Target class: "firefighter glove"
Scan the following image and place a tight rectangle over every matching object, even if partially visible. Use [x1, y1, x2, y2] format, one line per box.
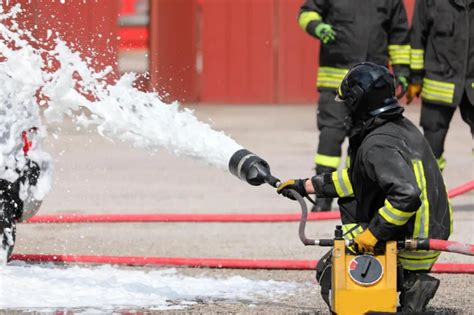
[277, 179, 308, 200]
[406, 83, 422, 105]
[397, 76, 409, 94]
[354, 228, 378, 253]
[314, 23, 336, 44]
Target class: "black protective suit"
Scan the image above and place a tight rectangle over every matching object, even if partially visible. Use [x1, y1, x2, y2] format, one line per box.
[410, 0, 474, 164]
[298, 0, 410, 172]
[312, 109, 452, 271]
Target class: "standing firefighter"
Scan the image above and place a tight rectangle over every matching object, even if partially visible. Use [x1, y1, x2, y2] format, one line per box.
[277, 63, 452, 312]
[407, 0, 474, 170]
[298, 0, 410, 211]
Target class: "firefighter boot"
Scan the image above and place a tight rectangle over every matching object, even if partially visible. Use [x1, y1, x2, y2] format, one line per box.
[312, 166, 335, 212]
[400, 272, 440, 312]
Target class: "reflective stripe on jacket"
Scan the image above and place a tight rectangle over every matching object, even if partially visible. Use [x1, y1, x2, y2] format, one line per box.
[298, 0, 410, 89]
[410, 0, 474, 107]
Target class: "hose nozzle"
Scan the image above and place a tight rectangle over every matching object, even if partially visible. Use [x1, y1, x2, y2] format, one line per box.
[228, 149, 280, 187]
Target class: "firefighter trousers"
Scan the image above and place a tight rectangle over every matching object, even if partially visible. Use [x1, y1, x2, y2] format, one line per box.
[315, 90, 349, 172]
[420, 91, 474, 161]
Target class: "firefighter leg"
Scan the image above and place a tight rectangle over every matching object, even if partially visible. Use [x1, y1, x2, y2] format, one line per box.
[420, 102, 455, 171]
[315, 249, 332, 308]
[0, 179, 23, 264]
[399, 270, 440, 312]
[314, 90, 348, 211]
[398, 240, 441, 311]
[459, 92, 474, 139]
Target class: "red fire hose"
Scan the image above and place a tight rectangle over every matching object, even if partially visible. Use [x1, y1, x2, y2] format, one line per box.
[428, 239, 474, 255]
[446, 180, 474, 198]
[402, 239, 474, 256]
[24, 180, 473, 224]
[10, 253, 474, 273]
[13, 181, 473, 274]
[25, 211, 340, 224]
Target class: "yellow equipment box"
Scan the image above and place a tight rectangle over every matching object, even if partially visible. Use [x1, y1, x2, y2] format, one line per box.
[331, 240, 398, 314]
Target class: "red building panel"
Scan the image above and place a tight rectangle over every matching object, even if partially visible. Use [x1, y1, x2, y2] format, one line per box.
[149, 0, 199, 103]
[277, 0, 319, 104]
[199, 1, 229, 102]
[2, 0, 119, 75]
[201, 0, 275, 103]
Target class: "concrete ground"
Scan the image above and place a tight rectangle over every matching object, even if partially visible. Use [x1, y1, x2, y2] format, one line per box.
[12, 104, 474, 313]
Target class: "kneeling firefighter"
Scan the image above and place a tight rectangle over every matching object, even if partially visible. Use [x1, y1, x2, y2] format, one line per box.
[277, 63, 452, 312]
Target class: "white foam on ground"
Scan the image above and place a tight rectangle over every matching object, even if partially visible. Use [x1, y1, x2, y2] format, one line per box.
[0, 262, 300, 312]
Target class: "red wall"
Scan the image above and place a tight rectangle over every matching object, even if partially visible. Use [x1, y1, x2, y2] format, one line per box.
[149, 0, 199, 103]
[276, 0, 319, 103]
[1, 0, 120, 74]
[200, 0, 276, 103]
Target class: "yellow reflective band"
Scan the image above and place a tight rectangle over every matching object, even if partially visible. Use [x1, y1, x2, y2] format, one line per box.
[398, 250, 440, 260]
[342, 224, 363, 253]
[316, 67, 349, 88]
[410, 49, 424, 70]
[379, 199, 415, 226]
[388, 45, 410, 54]
[446, 187, 453, 236]
[413, 160, 430, 239]
[318, 67, 349, 75]
[422, 89, 453, 104]
[436, 156, 446, 171]
[424, 78, 455, 90]
[423, 86, 454, 98]
[298, 11, 322, 31]
[317, 80, 344, 88]
[422, 78, 455, 104]
[331, 168, 354, 198]
[388, 45, 410, 65]
[448, 198, 453, 235]
[398, 255, 439, 271]
[390, 57, 410, 65]
[315, 153, 341, 169]
[342, 224, 357, 240]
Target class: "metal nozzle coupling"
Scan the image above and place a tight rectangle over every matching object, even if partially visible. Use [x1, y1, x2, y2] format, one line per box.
[228, 149, 280, 187]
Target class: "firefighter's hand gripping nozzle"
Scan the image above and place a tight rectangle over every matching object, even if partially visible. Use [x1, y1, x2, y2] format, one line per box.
[228, 149, 280, 188]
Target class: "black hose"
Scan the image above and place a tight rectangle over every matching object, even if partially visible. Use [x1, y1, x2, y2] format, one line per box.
[287, 190, 318, 246]
[265, 175, 281, 188]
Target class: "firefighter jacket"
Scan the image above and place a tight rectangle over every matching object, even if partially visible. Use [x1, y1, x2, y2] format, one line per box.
[298, 0, 410, 90]
[410, 0, 474, 107]
[312, 111, 452, 270]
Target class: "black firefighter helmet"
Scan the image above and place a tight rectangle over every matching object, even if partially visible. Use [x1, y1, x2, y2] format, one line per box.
[335, 62, 401, 123]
